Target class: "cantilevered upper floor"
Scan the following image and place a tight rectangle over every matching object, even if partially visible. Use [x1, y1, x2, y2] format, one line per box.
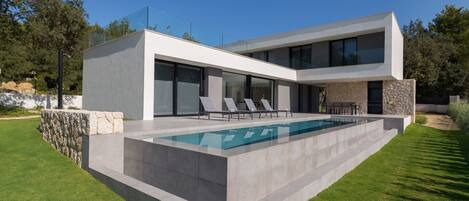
[223, 12, 403, 83]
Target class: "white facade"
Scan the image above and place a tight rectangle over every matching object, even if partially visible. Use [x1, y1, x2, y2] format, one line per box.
[224, 12, 403, 83]
[83, 12, 403, 120]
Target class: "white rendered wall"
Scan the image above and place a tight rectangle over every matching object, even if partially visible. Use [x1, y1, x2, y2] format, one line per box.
[144, 30, 297, 81]
[0, 93, 82, 109]
[83, 32, 146, 120]
[225, 12, 403, 83]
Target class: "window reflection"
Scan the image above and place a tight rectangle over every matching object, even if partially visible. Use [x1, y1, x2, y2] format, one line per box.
[222, 72, 246, 109]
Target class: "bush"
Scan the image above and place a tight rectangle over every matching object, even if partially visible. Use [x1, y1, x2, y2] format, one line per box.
[415, 115, 427, 124]
[0, 105, 33, 117]
[448, 102, 469, 134]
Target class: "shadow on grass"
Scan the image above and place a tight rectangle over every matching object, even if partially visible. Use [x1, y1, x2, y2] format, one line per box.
[313, 124, 469, 201]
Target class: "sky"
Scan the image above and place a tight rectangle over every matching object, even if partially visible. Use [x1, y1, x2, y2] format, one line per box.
[84, 0, 469, 45]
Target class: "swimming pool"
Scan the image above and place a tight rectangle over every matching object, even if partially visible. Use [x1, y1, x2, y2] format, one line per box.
[153, 118, 359, 150]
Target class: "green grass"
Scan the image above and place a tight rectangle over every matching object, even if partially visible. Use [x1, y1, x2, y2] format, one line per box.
[0, 105, 36, 118]
[0, 118, 123, 201]
[415, 114, 427, 124]
[313, 124, 469, 200]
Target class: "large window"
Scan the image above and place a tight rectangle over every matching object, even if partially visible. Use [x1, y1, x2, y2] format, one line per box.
[251, 77, 274, 109]
[250, 51, 269, 62]
[330, 38, 357, 67]
[154, 61, 203, 116]
[290, 45, 312, 69]
[222, 73, 275, 110]
[222, 72, 247, 109]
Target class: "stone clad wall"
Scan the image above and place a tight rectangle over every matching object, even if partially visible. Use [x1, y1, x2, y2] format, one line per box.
[383, 79, 416, 117]
[325, 82, 368, 114]
[325, 80, 416, 118]
[40, 109, 123, 166]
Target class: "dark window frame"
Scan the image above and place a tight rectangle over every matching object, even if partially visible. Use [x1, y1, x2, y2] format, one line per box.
[154, 59, 205, 117]
[289, 44, 312, 69]
[329, 37, 357, 67]
[222, 70, 276, 109]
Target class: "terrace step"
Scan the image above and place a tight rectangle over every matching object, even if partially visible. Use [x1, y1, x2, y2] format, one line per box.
[259, 128, 398, 201]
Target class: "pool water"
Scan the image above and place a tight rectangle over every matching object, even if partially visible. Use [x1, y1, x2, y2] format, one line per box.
[155, 118, 358, 150]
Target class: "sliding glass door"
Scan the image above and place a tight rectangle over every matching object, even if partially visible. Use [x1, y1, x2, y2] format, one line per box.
[222, 72, 247, 109]
[177, 65, 201, 115]
[154, 62, 175, 116]
[154, 61, 202, 116]
[251, 77, 274, 108]
[222, 72, 275, 110]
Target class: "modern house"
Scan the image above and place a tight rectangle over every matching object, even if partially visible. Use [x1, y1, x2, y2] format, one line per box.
[83, 11, 415, 120]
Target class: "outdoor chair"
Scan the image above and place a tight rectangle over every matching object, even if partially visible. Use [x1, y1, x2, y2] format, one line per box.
[244, 98, 270, 118]
[260, 99, 292, 117]
[199, 96, 234, 121]
[224, 98, 254, 120]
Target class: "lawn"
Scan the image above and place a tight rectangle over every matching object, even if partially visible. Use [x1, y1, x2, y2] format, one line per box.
[0, 105, 38, 118]
[313, 124, 469, 200]
[0, 118, 123, 201]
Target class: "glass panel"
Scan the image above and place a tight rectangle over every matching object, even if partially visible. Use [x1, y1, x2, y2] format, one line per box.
[290, 47, 301, 69]
[177, 65, 201, 115]
[301, 45, 312, 69]
[222, 72, 246, 109]
[251, 77, 274, 109]
[154, 62, 175, 115]
[251, 51, 268, 61]
[344, 38, 357, 65]
[357, 32, 384, 64]
[330, 40, 344, 66]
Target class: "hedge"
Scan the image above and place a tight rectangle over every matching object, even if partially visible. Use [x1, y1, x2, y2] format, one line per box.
[448, 102, 469, 134]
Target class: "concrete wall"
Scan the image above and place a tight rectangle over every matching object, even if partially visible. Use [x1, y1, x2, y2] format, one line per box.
[416, 104, 448, 114]
[205, 67, 224, 111]
[83, 32, 146, 120]
[0, 92, 82, 109]
[275, 80, 298, 112]
[325, 82, 368, 114]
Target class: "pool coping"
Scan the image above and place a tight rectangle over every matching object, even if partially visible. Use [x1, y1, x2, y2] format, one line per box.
[126, 116, 379, 157]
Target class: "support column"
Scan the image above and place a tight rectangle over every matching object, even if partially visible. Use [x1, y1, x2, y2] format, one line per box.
[204, 67, 223, 111]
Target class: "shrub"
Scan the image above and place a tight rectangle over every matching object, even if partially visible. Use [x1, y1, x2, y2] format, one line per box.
[0, 105, 32, 117]
[448, 102, 469, 134]
[415, 115, 427, 124]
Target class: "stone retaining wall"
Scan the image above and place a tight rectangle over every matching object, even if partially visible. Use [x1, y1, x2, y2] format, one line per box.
[40, 109, 123, 166]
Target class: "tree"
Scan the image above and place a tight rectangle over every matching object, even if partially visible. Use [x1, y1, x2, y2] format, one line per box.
[0, 0, 32, 83]
[24, 0, 88, 94]
[403, 6, 469, 98]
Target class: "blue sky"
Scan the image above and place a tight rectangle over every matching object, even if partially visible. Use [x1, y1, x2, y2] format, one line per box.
[84, 0, 469, 45]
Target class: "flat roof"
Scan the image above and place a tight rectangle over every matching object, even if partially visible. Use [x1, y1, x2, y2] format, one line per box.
[222, 12, 395, 53]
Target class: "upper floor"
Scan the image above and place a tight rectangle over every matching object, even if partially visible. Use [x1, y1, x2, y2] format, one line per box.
[223, 12, 403, 83]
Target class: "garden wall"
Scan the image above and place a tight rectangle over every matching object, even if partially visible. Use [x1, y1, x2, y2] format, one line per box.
[0, 92, 82, 109]
[40, 109, 123, 166]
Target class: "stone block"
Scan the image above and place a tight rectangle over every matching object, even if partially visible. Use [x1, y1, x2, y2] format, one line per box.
[39, 109, 125, 167]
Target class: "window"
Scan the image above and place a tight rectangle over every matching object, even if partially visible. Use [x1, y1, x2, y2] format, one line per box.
[222, 72, 247, 109]
[251, 51, 269, 62]
[290, 45, 312, 69]
[154, 61, 203, 116]
[251, 77, 274, 109]
[330, 38, 357, 67]
[222, 72, 275, 110]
